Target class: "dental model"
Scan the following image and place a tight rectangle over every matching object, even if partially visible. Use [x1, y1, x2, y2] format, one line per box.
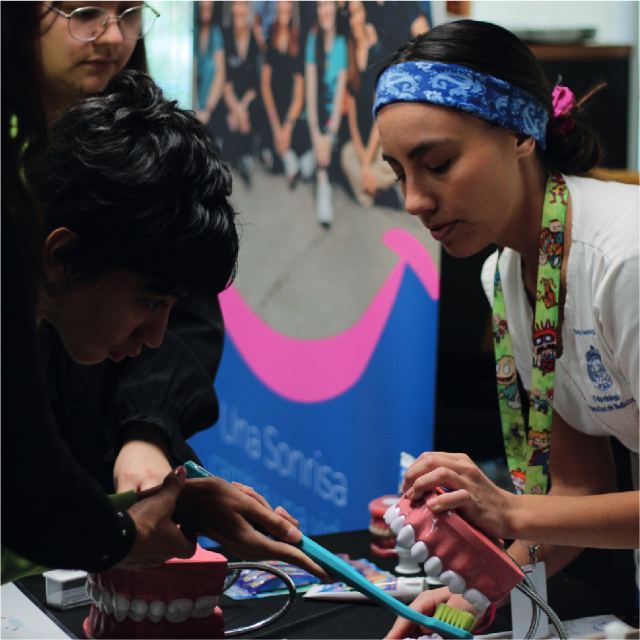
[368, 495, 400, 557]
[83, 545, 226, 639]
[384, 487, 525, 613]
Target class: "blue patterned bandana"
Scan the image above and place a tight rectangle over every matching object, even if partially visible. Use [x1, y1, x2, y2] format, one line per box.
[374, 61, 549, 149]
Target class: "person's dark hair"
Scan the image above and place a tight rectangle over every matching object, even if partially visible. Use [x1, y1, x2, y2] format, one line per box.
[2, 3, 49, 168]
[33, 70, 239, 296]
[269, 12, 300, 58]
[381, 20, 602, 175]
[2, 2, 50, 287]
[124, 39, 149, 74]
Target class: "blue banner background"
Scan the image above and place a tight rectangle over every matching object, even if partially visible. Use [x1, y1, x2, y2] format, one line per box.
[190, 267, 438, 534]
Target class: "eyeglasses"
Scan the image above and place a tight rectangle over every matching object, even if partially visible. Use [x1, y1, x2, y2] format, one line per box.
[45, 3, 160, 42]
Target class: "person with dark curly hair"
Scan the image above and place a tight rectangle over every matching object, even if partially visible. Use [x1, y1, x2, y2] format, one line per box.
[372, 20, 638, 638]
[3, 66, 329, 583]
[35, 70, 239, 359]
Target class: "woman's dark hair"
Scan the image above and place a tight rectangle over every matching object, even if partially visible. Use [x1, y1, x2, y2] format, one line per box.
[2, 3, 49, 167]
[381, 20, 602, 174]
[32, 70, 239, 296]
[125, 39, 149, 74]
[2, 2, 50, 288]
[269, 11, 300, 58]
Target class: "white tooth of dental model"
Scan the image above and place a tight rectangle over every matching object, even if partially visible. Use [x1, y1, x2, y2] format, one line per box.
[424, 556, 443, 577]
[88, 581, 101, 606]
[390, 515, 406, 535]
[440, 570, 466, 594]
[148, 600, 167, 623]
[191, 596, 218, 619]
[383, 504, 400, 525]
[410, 541, 429, 563]
[165, 599, 192, 623]
[396, 524, 416, 549]
[129, 599, 149, 622]
[463, 588, 491, 613]
[129, 610, 146, 622]
[100, 590, 114, 615]
[177, 599, 194, 614]
[92, 585, 104, 611]
[113, 595, 130, 622]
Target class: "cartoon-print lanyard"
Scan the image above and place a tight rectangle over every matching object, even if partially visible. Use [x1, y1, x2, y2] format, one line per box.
[493, 173, 568, 495]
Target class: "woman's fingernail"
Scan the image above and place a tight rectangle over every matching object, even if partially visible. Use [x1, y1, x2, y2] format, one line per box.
[286, 527, 302, 543]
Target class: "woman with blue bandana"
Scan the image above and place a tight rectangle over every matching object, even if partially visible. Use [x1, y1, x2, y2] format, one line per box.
[374, 20, 639, 638]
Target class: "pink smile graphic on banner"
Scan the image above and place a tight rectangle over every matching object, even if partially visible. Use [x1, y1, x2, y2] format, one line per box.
[190, 229, 440, 534]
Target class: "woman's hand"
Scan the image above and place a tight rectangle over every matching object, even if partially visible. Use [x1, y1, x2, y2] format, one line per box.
[402, 452, 516, 540]
[277, 122, 293, 155]
[231, 480, 299, 528]
[118, 468, 195, 570]
[175, 477, 331, 581]
[385, 588, 478, 639]
[273, 124, 286, 156]
[313, 133, 332, 167]
[227, 109, 239, 132]
[238, 107, 251, 134]
[114, 430, 173, 492]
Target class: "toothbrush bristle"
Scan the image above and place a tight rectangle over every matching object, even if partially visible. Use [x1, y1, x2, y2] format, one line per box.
[433, 603, 476, 631]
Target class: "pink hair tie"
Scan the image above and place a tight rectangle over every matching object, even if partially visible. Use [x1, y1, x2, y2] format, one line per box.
[551, 85, 576, 134]
[552, 85, 576, 117]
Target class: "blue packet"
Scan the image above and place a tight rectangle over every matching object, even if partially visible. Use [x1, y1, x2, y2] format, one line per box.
[224, 560, 321, 600]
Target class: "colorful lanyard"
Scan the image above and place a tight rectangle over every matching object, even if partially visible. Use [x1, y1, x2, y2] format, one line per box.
[493, 173, 568, 495]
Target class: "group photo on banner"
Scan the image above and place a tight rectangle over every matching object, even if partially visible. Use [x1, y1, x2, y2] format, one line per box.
[189, 0, 440, 534]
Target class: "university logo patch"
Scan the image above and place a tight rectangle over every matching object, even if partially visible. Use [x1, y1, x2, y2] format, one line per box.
[586, 345, 613, 391]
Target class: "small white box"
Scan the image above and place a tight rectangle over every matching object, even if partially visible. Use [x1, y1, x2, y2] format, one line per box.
[42, 570, 90, 610]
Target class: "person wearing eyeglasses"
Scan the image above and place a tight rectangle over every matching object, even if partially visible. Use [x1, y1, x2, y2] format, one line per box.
[29, 2, 233, 508]
[37, 2, 157, 123]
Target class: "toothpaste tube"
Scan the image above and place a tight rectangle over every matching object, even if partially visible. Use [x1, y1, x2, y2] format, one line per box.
[303, 575, 428, 603]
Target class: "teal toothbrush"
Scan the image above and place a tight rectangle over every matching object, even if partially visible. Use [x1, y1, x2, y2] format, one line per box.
[183, 461, 473, 639]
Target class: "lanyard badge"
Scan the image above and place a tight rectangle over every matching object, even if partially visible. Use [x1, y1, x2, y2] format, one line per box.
[493, 173, 568, 495]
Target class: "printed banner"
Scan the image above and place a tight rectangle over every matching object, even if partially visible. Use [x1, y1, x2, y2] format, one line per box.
[188, 0, 438, 533]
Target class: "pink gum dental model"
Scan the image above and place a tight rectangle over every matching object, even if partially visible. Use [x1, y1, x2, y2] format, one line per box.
[384, 488, 524, 613]
[83, 545, 226, 639]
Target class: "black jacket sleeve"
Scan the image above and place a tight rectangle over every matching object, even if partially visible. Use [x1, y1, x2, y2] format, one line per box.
[1, 210, 136, 571]
[111, 293, 225, 465]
